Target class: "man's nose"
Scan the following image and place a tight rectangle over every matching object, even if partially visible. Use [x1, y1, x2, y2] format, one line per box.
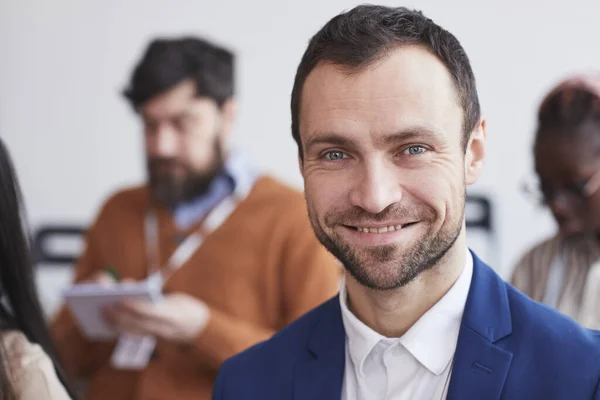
[150, 127, 179, 158]
[349, 159, 403, 214]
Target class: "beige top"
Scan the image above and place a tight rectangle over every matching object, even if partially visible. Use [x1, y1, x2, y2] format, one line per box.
[2, 330, 71, 400]
[511, 234, 600, 329]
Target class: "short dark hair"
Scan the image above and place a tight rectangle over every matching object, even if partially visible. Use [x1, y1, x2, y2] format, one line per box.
[123, 36, 234, 109]
[291, 5, 480, 158]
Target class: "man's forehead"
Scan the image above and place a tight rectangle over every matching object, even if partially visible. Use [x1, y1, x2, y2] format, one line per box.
[300, 46, 462, 141]
[141, 93, 215, 119]
[302, 46, 457, 104]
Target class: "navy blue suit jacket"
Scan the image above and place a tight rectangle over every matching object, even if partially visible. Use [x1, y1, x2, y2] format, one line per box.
[213, 252, 600, 399]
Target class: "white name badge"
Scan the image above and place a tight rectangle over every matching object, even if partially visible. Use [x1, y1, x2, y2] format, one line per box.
[111, 333, 157, 370]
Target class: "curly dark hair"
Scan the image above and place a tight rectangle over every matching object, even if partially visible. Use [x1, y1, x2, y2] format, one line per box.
[537, 74, 600, 140]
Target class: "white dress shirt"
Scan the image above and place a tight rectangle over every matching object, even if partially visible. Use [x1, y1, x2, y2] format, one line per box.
[340, 249, 473, 400]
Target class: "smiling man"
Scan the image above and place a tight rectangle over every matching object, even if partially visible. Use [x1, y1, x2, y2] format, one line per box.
[212, 5, 600, 400]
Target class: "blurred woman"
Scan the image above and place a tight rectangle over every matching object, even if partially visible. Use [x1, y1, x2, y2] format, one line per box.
[0, 137, 73, 399]
[512, 72, 600, 328]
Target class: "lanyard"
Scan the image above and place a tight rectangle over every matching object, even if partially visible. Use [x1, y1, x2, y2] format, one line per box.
[144, 176, 256, 288]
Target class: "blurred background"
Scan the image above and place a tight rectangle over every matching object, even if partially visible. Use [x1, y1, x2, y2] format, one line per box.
[1, 0, 599, 316]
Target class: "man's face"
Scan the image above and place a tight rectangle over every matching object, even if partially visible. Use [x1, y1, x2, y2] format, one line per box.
[299, 46, 485, 290]
[140, 79, 229, 207]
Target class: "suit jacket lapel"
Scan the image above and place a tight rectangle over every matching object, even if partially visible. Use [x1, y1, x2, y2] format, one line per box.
[446, 328, 513, 400]
[294, 297, 345, 400]
[447, 252, 514, 400]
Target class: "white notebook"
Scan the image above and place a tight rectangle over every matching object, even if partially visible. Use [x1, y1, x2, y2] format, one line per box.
[62, 280, 162, 340]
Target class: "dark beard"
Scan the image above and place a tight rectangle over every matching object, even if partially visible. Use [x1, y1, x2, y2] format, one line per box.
[307, 194, 465, 291]
[147, 140, 224, 209]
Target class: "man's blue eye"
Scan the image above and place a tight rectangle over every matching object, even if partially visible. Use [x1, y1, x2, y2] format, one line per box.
[324, 151, 347, 161]
[403, 146, 427, 156]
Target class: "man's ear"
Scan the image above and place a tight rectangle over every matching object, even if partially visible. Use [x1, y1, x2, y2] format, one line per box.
[465, 117, 487, 185]
[220, 97, 237, 137]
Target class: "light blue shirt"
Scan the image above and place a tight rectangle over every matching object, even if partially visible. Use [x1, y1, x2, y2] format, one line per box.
[173, 151, 257, 230]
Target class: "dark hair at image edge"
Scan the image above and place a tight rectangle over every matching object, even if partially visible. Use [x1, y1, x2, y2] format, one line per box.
[290, 5, 481, 159]
[0, 138, 76, 399]
[122, 36, 235, 109]
[536, 87, 600, 142]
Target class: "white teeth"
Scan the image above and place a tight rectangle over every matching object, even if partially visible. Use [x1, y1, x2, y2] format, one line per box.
[355, 225, 401, 233]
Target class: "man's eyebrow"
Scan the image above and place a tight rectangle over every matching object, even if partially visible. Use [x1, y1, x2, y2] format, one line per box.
[304, 126, 443, 150]
[377, 127, 443, 146]
[304, 132, 359, 151]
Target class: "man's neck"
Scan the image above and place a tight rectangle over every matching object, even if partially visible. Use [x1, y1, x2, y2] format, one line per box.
[345, 235, 467, 338]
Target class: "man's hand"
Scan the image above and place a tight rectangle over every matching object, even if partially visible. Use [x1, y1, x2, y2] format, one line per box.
[104, 293, 210, 344]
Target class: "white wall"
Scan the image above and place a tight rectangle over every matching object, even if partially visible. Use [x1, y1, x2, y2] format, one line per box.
[1, 0, 600, 316]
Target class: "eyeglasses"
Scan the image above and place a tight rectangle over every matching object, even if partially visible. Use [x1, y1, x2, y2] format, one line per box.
[521, 168, 600, 206]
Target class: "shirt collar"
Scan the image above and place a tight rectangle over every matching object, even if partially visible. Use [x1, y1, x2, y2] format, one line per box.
[339, 248, 473, 376]
[400, 248, 473, 374]
[223, 149, 258, 193]
[173, 149, 257, 229]
[339, 278, 383, 378]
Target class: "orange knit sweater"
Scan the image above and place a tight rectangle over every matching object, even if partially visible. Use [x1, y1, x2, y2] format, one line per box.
[51, 176, 341, 400]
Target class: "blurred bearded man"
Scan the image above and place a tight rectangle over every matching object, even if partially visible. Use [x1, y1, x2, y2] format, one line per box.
[51, 36, 341, 400]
